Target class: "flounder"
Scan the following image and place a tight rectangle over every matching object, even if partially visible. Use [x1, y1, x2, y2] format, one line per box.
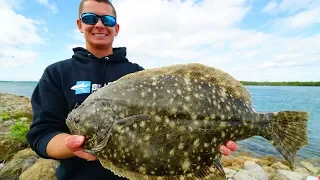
[66, 63, 309, 180]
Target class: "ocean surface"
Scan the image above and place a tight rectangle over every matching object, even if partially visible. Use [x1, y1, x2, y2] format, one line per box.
[0, 81, 319, 161]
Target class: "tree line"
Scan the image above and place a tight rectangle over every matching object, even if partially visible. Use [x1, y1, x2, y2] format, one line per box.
[240, 81, 320, 86]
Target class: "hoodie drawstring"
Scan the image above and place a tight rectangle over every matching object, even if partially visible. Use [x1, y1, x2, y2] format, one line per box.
[101, 57, 108, 87]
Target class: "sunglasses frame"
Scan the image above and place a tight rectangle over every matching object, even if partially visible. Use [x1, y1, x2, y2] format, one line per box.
[80, 12, 117, 27]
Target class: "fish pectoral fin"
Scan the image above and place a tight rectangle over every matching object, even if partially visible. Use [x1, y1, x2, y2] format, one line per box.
[115, 114, 151, 127]
[99, 158, 226, 180]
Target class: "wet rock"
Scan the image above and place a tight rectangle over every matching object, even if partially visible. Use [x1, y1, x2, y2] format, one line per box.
[233, 171, 257, 180]
[270, 162, 291, 170]
[277, 169, 309, 180]
[238, 161, 268, 180]
[224, 167, 237, 179]
[0, 148, 39, 180]
[19, 158, 59, 180]
[0, 136, 29, 162]
[294, 167, 312, 175]
[222, 155, 246, 170]
[244, 161, 259, 170]
[301, 161, 320, 175]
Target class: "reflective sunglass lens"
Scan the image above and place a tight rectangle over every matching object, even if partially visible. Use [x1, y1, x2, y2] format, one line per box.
[82, 14, 98, 25]
[102, 16, 116, 26]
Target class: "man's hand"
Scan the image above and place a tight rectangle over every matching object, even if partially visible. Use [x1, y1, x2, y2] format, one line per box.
[219, 140, 238, 156]
[65, 135, 97, 161]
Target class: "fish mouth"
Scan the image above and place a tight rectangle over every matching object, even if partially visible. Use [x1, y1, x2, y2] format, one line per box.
[83, 120, 117, 155]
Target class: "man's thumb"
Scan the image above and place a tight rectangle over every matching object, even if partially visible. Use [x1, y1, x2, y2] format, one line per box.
[65, 135, 85, 149]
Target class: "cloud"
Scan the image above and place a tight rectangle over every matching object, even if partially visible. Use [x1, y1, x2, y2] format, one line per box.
[37, 0, 59, 14]
[270, 7, 320, 30]
[0, 0, 45, 68]
[0, 48, 38, 68]
[69, 0, 320, 81]
[277, 0, 314, 14]
[262, 0, 315, 15]
[262, 1, 278, 14]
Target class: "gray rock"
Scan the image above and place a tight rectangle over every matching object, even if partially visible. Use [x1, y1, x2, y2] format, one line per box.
[224, 168, 237, 179]
[0, 163, 4, 170]
[294, 167, 312, 175]
[300, 161, 320, 174]
[277, 169, 308, 180]
[271, 162, 291, 170]
[244, 161, 259, 170]
[233, 163, 268, 180]
[234, 171, 257, 180]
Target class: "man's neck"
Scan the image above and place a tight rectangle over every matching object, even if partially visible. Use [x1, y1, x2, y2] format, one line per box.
[86, 45, 113, 58]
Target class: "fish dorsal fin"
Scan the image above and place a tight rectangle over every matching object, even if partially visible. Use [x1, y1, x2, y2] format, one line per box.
[117, 63, 252, 106]
[99, 158, 226, 180]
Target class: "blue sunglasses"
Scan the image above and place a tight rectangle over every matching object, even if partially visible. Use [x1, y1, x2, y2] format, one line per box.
[80, 12, 116, 27]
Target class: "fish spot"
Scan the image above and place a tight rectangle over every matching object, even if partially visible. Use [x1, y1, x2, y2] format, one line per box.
[178, 143, 184, 150]
[139, 121, 146, 127]
[181, 159, 191, 172]
[221, 131, 226, 138]
[193, 93, 200, 98]
[169, 121, 175, 128]
[138, 167, 147, 174]
[212, 137, 217, 143]
[178, 126, 186, 132]
[170, 98, 174, 103]
[143, 135, 150, 141]
[193, 138, 200, 148]
[197, 156, 201, 161]
[155, 116, 162, 122]
[169, 149, 175, 156]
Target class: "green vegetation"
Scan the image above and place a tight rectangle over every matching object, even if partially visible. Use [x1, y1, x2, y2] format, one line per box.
[0, 113, 11, 121]
[9, 121, 29, 142]
[0, 111, 32, 121]
[241, 81, 320, 86]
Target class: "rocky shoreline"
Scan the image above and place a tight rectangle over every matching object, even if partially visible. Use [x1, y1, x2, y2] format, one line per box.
[0, 92, 319, 180]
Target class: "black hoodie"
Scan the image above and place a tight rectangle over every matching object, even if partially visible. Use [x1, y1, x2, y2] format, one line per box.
[27, 47, 144, 180]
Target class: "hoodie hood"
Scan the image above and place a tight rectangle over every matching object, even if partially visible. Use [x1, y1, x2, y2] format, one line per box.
[71, 46, 129, 63]
[71, 47, 130, 87]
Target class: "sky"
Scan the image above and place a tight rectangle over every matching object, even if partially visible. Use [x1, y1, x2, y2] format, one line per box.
[0, 0, 319, 82]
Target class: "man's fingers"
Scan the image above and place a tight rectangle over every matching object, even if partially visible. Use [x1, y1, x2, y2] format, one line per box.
[219, 145, 231, 156]
[65, 135, 85, 149]
[73, 149, 97, 161]
[65, 135, 97, 161]
[226, 141, 238, 152]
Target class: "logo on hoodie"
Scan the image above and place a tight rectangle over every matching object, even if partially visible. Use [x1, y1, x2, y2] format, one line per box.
[71, 81, 91, 94]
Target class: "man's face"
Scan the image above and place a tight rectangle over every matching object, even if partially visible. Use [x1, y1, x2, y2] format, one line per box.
[77, 0, 119, 49]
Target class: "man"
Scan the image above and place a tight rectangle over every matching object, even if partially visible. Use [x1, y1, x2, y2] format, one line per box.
[27, 0, 238, 179]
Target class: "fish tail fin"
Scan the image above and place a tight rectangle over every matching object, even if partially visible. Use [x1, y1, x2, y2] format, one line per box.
[267, 111, 309, 166]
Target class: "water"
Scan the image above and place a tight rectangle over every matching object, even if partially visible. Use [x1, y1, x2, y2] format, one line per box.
[0, 82, 319, 161]
[238, 86, 320, 161]
[0, 81, 37, 98]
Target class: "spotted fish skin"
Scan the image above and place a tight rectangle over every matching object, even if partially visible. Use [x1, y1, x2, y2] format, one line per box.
[66, 63, 309, 180]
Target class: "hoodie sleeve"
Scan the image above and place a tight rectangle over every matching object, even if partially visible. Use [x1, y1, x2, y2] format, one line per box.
[135, 63, 145, 71]
[26, 65, 70, 159]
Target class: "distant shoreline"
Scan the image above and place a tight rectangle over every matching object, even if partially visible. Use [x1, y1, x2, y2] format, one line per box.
[1, 81, 320, 86]
[0, 81, 38, 83]
[240, 81, 320, 86]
